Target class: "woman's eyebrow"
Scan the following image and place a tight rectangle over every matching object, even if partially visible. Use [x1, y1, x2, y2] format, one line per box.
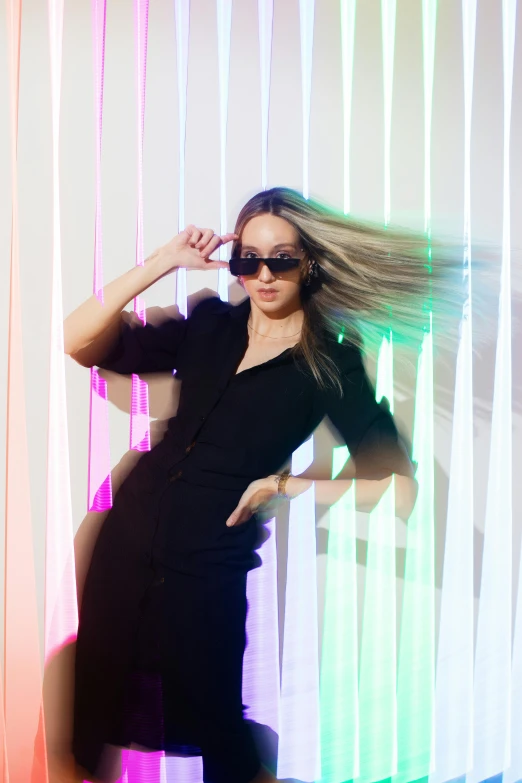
[240, 243, 298, 252]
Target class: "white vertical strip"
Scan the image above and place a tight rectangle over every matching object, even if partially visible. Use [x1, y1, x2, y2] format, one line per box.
[357, 4, 398, 778]
[506, 495, 522, 783]
[88, 0, 113, 513]
[298, 0, 315, 198]
[357, 334, 397, 783]
[41, 0, 79, 776]
[422, 0, 437, 229]
[429, 313, 474, 783]
[239, 4, 279, 760]
[278, 437, 321, 782]
[471, 0, 516, 780]
[243, 518, 280, 736]
[174, 0, 190, 317]
[394, 4, 437, 781]
[45, 0, 79, 662]
[277, 5, 319, 776]
[394, 327, 435, 783]
[429, 5, 477, 781]
[340, 0, 357, 216]
[380, 0, 396, 224]
[130, 0, 151, 452]
[216, 0, 232, 300]
[319, 471, 359, 783]
[258, 0, 274, 190]
[319, 7, 358, 783]
[164, 755, 203, 783]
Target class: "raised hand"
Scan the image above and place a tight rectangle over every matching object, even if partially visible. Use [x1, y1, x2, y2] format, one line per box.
[155, 225, 239, 275]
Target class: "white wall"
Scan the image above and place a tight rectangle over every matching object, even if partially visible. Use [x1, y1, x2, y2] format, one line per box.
[0, 0, 521, 721]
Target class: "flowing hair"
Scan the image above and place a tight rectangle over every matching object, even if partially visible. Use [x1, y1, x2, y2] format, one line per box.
[231, 186, 488, 392]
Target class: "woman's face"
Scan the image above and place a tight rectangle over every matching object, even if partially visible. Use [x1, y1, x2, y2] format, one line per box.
[236, 214, 307, 314]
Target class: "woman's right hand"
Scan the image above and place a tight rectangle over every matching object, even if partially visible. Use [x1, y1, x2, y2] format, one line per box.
[153, 225, 239, 276]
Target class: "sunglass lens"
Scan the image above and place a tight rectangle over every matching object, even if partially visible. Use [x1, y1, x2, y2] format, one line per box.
[268, 258, 300, 272]
[229, 258, 259, 276]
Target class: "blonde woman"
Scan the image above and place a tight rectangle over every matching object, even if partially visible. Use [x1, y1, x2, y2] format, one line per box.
[65, 187, 459, 783]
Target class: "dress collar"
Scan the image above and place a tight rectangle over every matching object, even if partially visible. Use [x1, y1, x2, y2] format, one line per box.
[227, 295, 302, 373]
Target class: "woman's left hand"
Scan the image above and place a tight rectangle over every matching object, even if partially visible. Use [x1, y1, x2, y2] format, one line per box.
[225, 477, 279, 527]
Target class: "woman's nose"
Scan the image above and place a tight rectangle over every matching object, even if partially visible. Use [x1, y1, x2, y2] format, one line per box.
[258, 262, 276, 282]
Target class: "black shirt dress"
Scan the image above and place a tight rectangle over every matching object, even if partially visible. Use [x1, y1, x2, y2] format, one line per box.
[72, 295, 413, 782]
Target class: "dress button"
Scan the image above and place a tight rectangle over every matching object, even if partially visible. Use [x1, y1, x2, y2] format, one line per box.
[185, 441, 196, 454]
[168, 469, 183, 483]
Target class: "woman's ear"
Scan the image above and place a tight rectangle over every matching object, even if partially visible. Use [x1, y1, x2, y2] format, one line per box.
[300, 256, 309, 284]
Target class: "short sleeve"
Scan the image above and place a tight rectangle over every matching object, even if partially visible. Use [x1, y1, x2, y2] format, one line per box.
[97, 296, 219, 375]
[324, 340, 414, 479]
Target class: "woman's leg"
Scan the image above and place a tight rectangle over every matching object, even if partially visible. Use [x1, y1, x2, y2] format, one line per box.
[159, 568, 263, 783]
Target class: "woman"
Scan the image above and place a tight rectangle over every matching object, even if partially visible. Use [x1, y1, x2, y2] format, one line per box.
[65, 186, 455, 783]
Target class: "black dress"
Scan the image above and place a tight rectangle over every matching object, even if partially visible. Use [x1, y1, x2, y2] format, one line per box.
[72, 295, 413, 783]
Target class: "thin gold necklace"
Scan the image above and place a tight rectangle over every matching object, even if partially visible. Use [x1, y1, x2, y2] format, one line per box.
[247, 318, 301, 339]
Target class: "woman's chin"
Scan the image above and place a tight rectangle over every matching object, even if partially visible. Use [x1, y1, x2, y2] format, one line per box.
[251, 295, 296, 314]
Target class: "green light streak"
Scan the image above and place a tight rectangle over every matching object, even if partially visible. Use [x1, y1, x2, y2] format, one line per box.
[319, 5, 360, 780]
[394, 325, 435, 783]
[394, 5, 437, 780]
[358, 333, 397, 783]
[319, 446, 359, 783]
[340, 0, 357, 215]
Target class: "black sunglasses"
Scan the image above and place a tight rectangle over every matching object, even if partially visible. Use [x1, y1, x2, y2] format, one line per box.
[228, 257, 301, 276]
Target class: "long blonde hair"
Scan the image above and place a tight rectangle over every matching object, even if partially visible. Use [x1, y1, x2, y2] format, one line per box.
[232, 186, 478, 392]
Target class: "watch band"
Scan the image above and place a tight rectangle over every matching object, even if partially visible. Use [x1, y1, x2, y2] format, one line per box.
[275, 469, 291, 498]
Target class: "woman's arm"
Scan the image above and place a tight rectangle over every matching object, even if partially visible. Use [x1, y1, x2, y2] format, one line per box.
[294, 341, 417, 517]
[65, 251, 168, 366]
[225, 473, 418, 527]
[65, 226, 236, 367]
[278, 473, 418, 520]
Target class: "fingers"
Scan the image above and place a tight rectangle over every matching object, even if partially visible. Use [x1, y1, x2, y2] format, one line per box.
[184, 224, 203, 246]
[228, 507, 249, 526]
[226, 504, 252, 527]
[220, 232, 240, 244]
[226, 495, 269, 526]
[194, 228, 216, 251]
[205, 260, 230, 270]
[226, 508, 240, 527]
[200, 234, 224, 259]
[184, 226, 239, 260]
[200, 232, 239, 260]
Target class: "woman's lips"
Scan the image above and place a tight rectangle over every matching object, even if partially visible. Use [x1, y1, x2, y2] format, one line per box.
[257, 289, 278, 301]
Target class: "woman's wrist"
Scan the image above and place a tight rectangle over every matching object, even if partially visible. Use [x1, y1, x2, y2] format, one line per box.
[143, 245, 179, 280]
[260, 473, 418, 519]
[264, 474, 312, 500]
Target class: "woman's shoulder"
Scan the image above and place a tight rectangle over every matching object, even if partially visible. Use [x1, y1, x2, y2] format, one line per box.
[188, 292, 229, 318]
[322, 329, 363, 373]
[188, 291, 250, 328]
